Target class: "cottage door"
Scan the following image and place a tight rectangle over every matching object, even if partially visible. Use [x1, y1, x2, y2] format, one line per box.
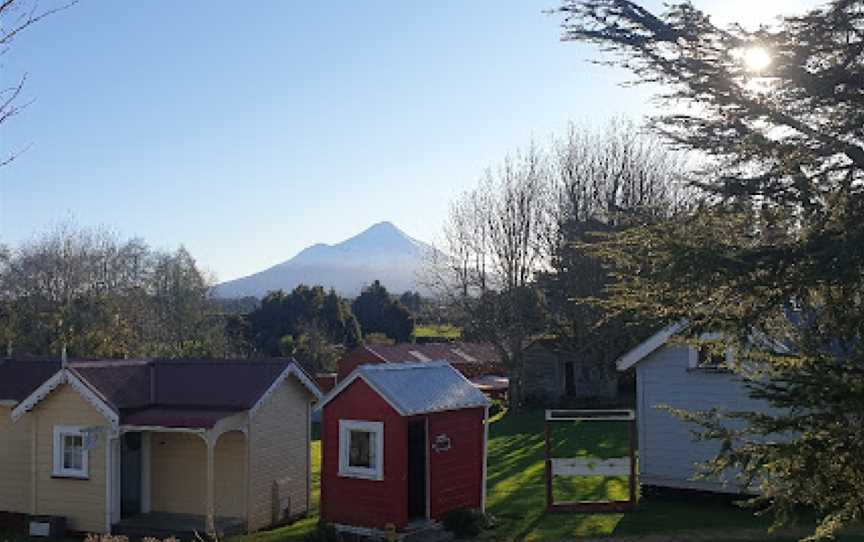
[564, 362, 576, 396]
[406, 420, 428, 520]
[120, 432, 143, 518]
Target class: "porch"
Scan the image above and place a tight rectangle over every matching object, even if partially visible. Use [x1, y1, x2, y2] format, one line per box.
[113, 512, 246, 540]
[111, 416, 249, 537]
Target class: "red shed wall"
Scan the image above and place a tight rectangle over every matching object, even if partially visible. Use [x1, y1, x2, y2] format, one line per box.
[427, 407, 486, 518]
[320, 378, 409, 529]
[336, 347, 384, 381]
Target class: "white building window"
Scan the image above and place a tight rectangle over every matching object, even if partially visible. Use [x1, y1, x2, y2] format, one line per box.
[338, 420, 384, 480]
[53, 426, 89, 479]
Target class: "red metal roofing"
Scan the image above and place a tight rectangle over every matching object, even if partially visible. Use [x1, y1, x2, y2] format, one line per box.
[365, 342, 502, 366]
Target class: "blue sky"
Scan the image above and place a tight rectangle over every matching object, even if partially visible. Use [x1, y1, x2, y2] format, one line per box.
[0, 0, 811, 281]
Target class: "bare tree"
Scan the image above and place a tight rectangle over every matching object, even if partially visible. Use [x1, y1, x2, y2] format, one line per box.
[0, 222, 226, 359]
[540, 119, 696, 399]
[428, 145, 556, 408]
[427, 120, 694, 407]
[0, 0, 77, 165]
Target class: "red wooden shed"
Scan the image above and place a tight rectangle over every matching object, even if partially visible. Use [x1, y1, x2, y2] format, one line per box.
[318, 362, 491, 532]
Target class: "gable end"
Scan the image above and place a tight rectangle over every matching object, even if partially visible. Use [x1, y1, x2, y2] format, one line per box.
[11, 369, 119, 427]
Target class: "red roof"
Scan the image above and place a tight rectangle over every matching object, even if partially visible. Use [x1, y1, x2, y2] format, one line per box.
[364, 342, 501, 366]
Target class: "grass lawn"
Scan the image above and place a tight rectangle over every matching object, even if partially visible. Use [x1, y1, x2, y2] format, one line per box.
[231, 411, 863, 542]
[412, 324, 462, 341]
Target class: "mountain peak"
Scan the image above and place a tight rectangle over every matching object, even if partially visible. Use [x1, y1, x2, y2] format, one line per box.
[214, 222, 438, 298]
[358, 221, 405, 237]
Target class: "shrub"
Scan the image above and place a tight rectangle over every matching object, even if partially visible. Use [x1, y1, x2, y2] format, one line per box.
[303, 522, 343, 542]
[442, 508, 486, 539]
[488, 399, 506, 418]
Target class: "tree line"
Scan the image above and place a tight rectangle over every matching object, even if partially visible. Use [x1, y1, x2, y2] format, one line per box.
[0, 223, 418, 372]
[0, 222, 225, 359]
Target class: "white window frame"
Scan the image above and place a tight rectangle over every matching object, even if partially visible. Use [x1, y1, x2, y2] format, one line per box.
[338, 419, 384, 481]
[53, 425, 89, 479]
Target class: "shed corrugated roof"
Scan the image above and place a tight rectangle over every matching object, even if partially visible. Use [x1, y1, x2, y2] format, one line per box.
[325, 361, 490, 416]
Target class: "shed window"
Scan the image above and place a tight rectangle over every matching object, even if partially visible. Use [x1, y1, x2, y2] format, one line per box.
[338, 420, 384, 480]
[690, 342, 733, 371]
[53, 426, 89, 478]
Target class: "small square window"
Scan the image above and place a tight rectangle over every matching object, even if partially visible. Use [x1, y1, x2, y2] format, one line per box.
[339, 420, 384, 480]
[348, 430, 374, 468]
[53, 426, 89, 478]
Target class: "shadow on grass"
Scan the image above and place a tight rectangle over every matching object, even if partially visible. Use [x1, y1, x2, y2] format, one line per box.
[481, 409, 780, 542]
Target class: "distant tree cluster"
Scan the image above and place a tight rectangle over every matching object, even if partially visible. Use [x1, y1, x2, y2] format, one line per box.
[233, 285, 361, 371]
[225, 281, 416, 371]
[0, 222, 226, 359]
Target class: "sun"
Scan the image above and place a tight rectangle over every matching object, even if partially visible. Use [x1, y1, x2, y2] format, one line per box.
[742, 46, 772, 72]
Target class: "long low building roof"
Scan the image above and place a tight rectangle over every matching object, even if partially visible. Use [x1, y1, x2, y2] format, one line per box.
[1, 357, 321, 428]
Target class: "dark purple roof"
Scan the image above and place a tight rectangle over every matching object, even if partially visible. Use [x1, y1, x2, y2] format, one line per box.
[149, 359, 288, 410]
[71, 360, 152, 409]
[0, 359, 61, 402]
[1, 357, 314, 428]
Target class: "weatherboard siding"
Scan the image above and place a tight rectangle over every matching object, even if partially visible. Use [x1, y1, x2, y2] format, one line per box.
[0, 406, 31, 514]
[523, 345, 563, 403]
[150, 432, 207, 515]
[33, 384, 109, 533]
[320, 378, 409, 530]
[215, 430, 247, 519]
[427, 408, 485, 519]
[247, 377, 310, 531]
[637, 345, 768, 492]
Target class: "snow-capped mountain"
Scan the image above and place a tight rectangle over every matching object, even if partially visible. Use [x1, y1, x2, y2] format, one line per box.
[213, 222, 437, 298]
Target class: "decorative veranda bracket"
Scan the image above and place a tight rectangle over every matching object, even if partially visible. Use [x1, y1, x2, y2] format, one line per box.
[544, 409, 637, 513]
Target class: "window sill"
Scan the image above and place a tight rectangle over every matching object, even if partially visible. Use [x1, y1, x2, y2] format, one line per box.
[687, 366, 733, 374]
[338, 469, 383, 481]
[51, 473, 90, 480]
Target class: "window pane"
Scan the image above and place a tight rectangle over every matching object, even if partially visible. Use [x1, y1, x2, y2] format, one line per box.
[348, 430, 372, 468]
[698, 344, 726, 367]
[62, 434, 84, 471]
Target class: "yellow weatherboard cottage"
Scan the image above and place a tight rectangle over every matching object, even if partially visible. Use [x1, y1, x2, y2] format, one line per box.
[0, 357, 321, 537]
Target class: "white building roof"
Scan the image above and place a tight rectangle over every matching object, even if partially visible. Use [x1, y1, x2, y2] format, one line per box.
[616, 321, 689, 371]
[317, 361, 491, 416]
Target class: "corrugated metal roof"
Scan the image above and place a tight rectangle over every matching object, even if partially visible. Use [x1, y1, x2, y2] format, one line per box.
[346, 361, 491, 415]
[365, 342, 501, 366]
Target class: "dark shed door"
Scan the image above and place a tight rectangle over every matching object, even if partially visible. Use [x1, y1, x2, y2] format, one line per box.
[121, 432, 142, 518]
[407, 420, 428, 520]
[564, 362, 576, 396]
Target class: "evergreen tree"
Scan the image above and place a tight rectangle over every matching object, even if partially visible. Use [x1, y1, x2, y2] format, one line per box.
[352, 280, 414, 343]
[559, 1, 864, 538]
[245, 284, 360, 356]
[538, 120, 692, 397]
